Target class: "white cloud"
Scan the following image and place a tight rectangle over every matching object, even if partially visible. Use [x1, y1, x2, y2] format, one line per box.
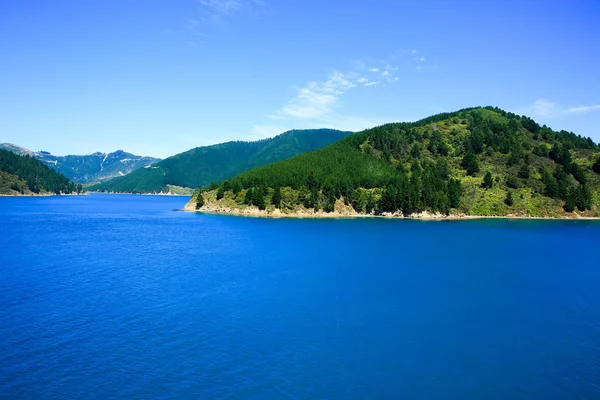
[277, 71, 361, 120]
[533, 99, 557, 117]
[566, 105, 600, 114]
[414, 57, 426, 62]
[256, 56, 406, 133]
[528, 99, 600, 118]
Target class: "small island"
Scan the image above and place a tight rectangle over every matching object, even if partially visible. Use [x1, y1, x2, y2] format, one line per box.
[186, 107, 600, 220]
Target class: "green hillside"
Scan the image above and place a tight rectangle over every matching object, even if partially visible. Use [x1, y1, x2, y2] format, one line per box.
[90, 129, 351, 193]
[0, 149, 82, 195]
[191, 107, 600, 218]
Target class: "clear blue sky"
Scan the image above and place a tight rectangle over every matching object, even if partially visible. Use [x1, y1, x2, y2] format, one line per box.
[1, 0, 599, 158]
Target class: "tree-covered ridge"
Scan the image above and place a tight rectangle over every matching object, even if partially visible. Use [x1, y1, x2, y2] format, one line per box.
[0, 149, 82, 195]
[90, 129, 352, 193]
[192, 107, 600, 217]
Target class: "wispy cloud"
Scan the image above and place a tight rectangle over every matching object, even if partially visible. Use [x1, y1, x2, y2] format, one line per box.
[258, 58, 405, 133]
[249, 51, 432, 137]
[181, 0, 262, 43]
[414, 57, 426, 62]
[566, 105, 600, 114]
[199, 0, 258, 18]
[528, 99, 600, 118]
[279, 71, 359, 120]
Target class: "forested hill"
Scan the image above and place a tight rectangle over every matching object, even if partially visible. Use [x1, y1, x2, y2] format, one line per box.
[90, 129, 352, 193]
[0, 149, 82, 195]
[191, 107, 600, 218]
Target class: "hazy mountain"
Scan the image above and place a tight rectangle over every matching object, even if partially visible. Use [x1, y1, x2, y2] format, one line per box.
[0, 144, 160, 184]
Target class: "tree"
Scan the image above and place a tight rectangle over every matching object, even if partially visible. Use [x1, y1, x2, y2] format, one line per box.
[462, 151, 479, 176]
[216, 185, 225, 200]
[542, 169, 558, 199]
[195, 193, 205, 209]
[448, 178, 462, 209]
[575, 184, 593, 211]
[518, 163, 530, 179]
[271, 186, 282, 208]
[244, 188, 254, 205]
[593, 157, 600, 174]
[232, 181, 242, 195]
[253, 188, 266, 210]
[483, 171, 493, 189]
[504, 190, 514, 206]
[563, 190, 575, 212]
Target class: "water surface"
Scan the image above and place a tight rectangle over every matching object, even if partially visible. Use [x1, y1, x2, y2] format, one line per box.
[1, 195, 600, 399]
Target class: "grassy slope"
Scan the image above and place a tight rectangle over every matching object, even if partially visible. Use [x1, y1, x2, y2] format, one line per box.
[0, 171, 30, 195]
[194, 107, 600, 217]
[90, 129, 351, 193]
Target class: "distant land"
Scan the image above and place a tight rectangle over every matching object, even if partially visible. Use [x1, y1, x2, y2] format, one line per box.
[0, 148, 82, 195]
[187, 107, 600, 219]
[0, 144, 160, 184]
[90, 129, 352, 194]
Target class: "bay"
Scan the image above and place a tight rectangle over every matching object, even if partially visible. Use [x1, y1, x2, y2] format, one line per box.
[1, 194, 600, 399]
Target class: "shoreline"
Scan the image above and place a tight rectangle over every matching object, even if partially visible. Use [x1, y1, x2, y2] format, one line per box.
[88, 192, 192, 196]
[0, 192, 87, 197]
[184, 201, 600, 221]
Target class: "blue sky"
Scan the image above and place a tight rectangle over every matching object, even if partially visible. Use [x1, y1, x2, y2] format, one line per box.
[1, 0, 599, 158]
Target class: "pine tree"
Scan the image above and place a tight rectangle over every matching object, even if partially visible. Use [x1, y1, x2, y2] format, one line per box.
[504, 190, 514, 206]
[231, 181, 242, 195]
[195, 193, 205, 209]
[563, 190, 575, 212]
[518, 163, 530, 179]
[593, 157, 600, 174]
[462, 151, 479, 176]
[483, 171, 493, 189]
[254, 189, 266, 210]
[271, 186, 282, 208]
[216, 185, 225, 200]
[244, 188, 254, 205]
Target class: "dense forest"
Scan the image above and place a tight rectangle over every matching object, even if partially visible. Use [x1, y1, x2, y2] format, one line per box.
[191, 107, 600, 218]
[90, 129, 351, 193]
[0, 149, 82, 195]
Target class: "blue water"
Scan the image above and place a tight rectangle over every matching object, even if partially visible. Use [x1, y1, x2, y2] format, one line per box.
[1, 195, 600, 399]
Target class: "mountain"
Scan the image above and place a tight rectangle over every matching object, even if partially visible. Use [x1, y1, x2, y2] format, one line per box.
[90, 129, 352, 193]
[0, 144, 160, 184]
[0, 148, 82, 195]
[188, 107, 600, 219]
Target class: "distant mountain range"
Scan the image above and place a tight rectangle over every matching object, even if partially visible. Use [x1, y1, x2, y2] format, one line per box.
[0, 144, 160, 184]
[90, 129, 352, 193]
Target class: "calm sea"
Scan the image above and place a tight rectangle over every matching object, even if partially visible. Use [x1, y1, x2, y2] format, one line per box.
[1, 194, 600, 399]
